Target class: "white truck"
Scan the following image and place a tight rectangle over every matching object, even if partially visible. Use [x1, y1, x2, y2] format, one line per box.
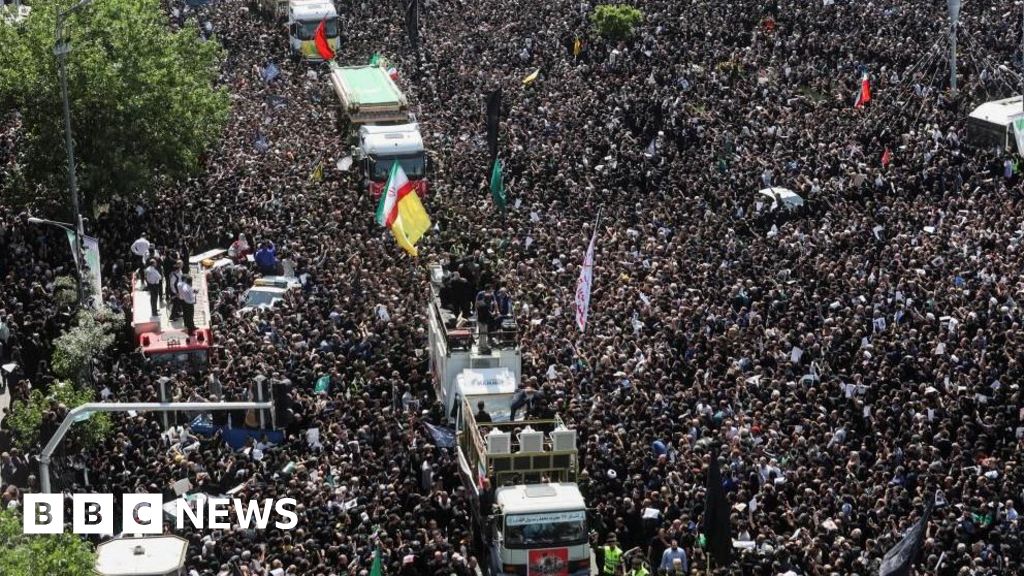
[426, 263, 591, 576]
[329, 63, 429, 196]
[255, 0, 339, 61]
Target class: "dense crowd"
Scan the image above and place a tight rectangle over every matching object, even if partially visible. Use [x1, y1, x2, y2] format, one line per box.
[3, 0, 1024, 574]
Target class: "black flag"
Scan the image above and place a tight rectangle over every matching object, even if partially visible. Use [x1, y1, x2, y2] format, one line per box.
[879, 500, 934, 576]
[703, 452, 732, 567]
[486, 88, 502, 162]
[406, 0, 419, 51]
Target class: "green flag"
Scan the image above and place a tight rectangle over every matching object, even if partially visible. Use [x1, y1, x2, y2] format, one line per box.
[370, 547, 383, 576]
[369, 52, 381, 66]
[314, 375, 331, 394]
[490, 158, 506, 211]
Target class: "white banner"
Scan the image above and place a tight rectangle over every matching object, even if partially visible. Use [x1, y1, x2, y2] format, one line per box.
[573, 224, 598, 332]
[506, 510, 586, 526]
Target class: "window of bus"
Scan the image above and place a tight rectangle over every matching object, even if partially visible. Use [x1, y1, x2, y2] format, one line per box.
[371, 154, 426, 181]
[297, 17, 338, 40]
[503, 511, 587, 548]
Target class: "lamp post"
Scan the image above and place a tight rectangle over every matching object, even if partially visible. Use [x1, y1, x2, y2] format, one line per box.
[54, 0, 94, 307]
[27, 216, 86, 307]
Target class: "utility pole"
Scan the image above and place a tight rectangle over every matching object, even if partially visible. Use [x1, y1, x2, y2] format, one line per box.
[55, 0, 94, 307]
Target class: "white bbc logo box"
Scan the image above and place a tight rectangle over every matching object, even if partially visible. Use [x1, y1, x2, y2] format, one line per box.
[23, 493, 163, 534]
[23, 493, 299, 534]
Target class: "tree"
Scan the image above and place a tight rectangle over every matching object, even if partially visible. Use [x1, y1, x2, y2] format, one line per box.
[0, 508, 96, 576]
[50, 308, 117, 381]
[590, 4, 644, 42]
[0, 0, 230, 214]
[6, 379, 113, 449]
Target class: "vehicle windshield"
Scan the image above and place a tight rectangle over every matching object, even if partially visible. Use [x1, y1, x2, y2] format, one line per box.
[244, 289, 282, 309]
[297, 17, 338, 40]
[371, 154, 426, 181]
[150, 349, 208, 371]
[504, 511, 587, 548]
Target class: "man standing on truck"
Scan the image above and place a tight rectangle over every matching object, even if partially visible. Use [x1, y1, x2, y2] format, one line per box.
[131, 233, 151, 288]
[178, 275, 197, 334]
[143, 259, 163, 318]
[168, 260, 184, 321]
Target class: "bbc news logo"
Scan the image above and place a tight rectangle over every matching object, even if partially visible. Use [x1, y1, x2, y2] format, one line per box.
[23, 494, 299, 534]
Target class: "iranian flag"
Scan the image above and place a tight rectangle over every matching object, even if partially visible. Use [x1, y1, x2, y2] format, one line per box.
[375, 161, 431, 256]
[374, 162, 407, 226]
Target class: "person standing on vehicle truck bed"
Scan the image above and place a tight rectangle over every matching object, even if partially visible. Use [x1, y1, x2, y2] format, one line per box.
[178, 276, 197, 334]
[144, 259, 163, 318]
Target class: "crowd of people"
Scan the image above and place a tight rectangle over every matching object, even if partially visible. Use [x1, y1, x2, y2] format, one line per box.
[2, 0, 1024, 574]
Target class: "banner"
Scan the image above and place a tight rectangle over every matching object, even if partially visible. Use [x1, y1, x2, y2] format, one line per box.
[64, 230, 101, 307]
[406, 0, 419, 51]
[879, 501, 934, 576]
[1013, 116, 1024, 156]
[527, 548, 568, 576]
[423, 422, 455, 448]
[83, 235, 102, 307]
[573, 222, 598, 332]
[703, 452, 732, 567]
[486, 88, 502, 161]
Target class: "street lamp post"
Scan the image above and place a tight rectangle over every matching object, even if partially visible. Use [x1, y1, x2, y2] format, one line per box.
[54, 0, 94, 307]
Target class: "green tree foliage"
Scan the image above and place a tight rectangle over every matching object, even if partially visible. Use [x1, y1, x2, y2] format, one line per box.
[52, 275, 78, 308]
[0, 508, 96, 576]
[51, 308, 117, 381]
[590, 4, 644, 41]
[6, 379, 112, 449]
[0, 0, 230, 213]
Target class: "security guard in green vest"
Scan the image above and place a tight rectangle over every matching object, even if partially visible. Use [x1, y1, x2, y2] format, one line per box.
[628, 556, 650, 576]
[602, 533, 624, 576]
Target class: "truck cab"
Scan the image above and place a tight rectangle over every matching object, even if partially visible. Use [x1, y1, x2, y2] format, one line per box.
[359, 123, 429, 197]
[286, 0, 339, 61]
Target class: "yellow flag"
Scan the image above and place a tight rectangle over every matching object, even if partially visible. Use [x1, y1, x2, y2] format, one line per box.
[573, 38, 582, 57]
[389, 190, 431, 256]
[309, 160, 324, 183]
[522, 68, 540, 85]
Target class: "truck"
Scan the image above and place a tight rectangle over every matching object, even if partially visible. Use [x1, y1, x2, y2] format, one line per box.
[131, 249, 225, 372]
[426, 263, 591, 576]
[328, 62, 429, 196]
[255, 0, 339, 61]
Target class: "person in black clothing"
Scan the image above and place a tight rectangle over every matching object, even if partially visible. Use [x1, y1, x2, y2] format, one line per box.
[474, 401, 492, 423]
[449, 271, 473, 318]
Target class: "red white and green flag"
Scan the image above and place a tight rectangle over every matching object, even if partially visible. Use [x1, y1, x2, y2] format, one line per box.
[375, 161, 431, 256]
[375, 162, 408, 226]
